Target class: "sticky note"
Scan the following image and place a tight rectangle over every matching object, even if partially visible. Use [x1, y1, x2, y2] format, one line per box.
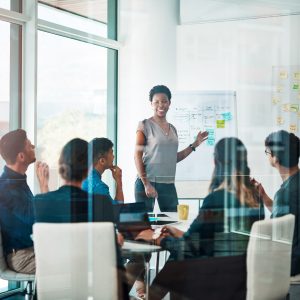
[272, 97, 280, 104]
[206, 128, 215, 146]
[290, 124, 297, 133]
[216, 120, 225, 128]
[276, 116, 284, 125]
[294, 72, 300, 80]
[279, 71, 288, 79]
[297, 112, 300, 119]
[276, 86, 283, 93]
[290, 104, 299, 112]
[282, 103, 290, 112]
[222, 112, 232, 121]
[293, 84, 299, 90]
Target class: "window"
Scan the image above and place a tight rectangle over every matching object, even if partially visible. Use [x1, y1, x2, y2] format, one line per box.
[37, 31, 113, 189]
[0, 0, 22, 13]
[0, 16, 22, 297]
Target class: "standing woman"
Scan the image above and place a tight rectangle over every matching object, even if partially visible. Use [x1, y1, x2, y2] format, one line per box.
[134, 85, 208, 212]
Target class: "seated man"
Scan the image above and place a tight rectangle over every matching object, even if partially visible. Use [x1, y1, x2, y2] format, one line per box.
[0, 129, 49, 274]
[82, 138, 124, 203]
[255, 130, 300, 276]
[82, 138, 147, 297]
[34, 138, 114, 223]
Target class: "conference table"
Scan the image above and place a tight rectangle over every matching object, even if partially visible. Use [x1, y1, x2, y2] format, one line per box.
[122, 211, 197, 299]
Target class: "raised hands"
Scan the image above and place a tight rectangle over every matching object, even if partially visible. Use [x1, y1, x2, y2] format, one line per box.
[36, 161, 49, 193]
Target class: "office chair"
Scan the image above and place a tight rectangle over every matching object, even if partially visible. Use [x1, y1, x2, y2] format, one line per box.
[33, 222, 119, 300]
[246, 214, 295, 300]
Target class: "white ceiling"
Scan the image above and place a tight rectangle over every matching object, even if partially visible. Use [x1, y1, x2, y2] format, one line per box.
[39, 0, 107, 23]
[180, 0, 300, 24]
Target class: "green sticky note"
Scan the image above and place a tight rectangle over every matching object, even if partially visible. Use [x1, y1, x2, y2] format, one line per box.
[293, 84, 299, 90]
[216, 120, 225, 128]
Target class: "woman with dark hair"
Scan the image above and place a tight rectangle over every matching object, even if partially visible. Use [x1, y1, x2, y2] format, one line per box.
[134, 85, 208, 212]
[136, 137, 264, 259]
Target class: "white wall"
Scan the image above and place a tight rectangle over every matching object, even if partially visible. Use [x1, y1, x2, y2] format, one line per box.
[118, 0, 178, 201]
[118, 0, 300, 203]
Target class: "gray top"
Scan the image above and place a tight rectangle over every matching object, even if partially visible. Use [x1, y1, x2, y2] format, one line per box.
[137, 118, 178, 183]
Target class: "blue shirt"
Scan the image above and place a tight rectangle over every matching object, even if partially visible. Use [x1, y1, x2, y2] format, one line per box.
[0, 166, 34, 255]
[82, 169, 119, 204]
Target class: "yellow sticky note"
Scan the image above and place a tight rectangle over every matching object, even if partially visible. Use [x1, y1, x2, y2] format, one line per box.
[297, 112, 300, 119]
[216, 120, 225, 128]
[294, 72, 300, 80]
[282, 103, 290, 112]
[272, 97, 280, 104]
[290, 104, 299, 112]
[279, 71, 288, 79]
[276, 86, 283, 93]
[276, 116, 284, 125]
[290, 124, 297, 133]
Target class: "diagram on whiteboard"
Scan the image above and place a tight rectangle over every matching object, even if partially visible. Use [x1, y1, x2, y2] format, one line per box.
[168, 91, 237, 180]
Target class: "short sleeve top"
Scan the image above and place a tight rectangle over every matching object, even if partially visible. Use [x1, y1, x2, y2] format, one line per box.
[137, 118, 178, 183]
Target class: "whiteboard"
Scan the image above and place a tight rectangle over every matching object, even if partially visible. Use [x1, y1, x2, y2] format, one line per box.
[168, 91, 237, 180]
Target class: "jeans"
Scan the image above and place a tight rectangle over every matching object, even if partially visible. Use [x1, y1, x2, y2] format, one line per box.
[134, 178, 178, 212]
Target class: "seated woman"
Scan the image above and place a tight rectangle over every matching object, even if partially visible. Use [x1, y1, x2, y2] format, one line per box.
[136, 137, 264, 298]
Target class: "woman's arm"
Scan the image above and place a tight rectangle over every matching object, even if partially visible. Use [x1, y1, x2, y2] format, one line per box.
[134, 131, 157, 198]
[177, 131, 208, 162]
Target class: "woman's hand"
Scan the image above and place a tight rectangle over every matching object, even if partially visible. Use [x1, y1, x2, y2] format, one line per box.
[135, 229, 154, 242]
[144, 182, 158, 198]
[162, 225, 184, 238]
[193, 131, 209, 148]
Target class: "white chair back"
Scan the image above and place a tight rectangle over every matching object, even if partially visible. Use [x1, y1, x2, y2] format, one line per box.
[247, 214, 295, 300]
[33, 222, 118, 300]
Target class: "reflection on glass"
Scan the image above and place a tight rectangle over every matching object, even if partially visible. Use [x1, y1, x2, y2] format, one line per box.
[37, 31, 108, 190]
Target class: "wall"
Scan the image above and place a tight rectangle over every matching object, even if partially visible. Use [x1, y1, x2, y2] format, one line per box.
[118, 0, 178, 201]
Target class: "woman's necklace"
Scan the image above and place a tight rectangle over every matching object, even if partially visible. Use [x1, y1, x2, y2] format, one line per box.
[151, 117, 170, 136]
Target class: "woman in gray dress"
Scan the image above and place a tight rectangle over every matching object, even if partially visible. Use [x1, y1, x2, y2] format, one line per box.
[134, 85, 208, 212]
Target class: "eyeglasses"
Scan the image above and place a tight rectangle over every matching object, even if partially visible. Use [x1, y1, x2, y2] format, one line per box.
[265, 149, 272, 155]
